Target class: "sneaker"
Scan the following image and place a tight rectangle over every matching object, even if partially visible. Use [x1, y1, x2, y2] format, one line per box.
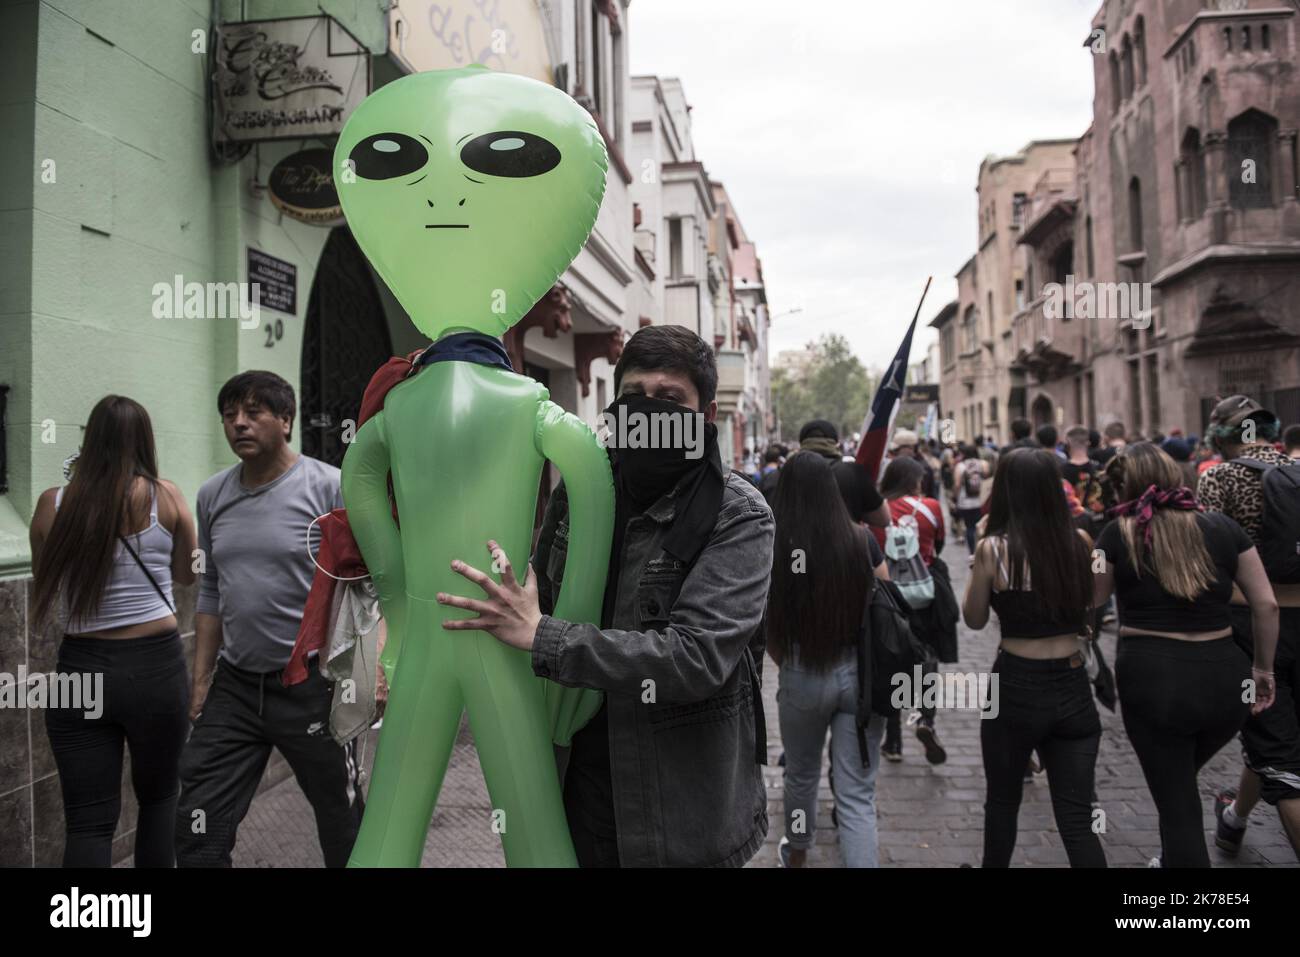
[915, 721, 947, 765]
[1213, 789, 1246, 856]
[777, 836, 792, 868]
[1147, 855, 1162, 868]
[882, 739, 903, 763]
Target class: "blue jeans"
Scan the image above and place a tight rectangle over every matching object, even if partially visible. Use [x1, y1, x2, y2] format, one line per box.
[778, 650, 886, 867]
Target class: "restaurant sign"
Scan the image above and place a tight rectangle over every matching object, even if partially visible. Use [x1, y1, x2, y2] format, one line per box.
[215, 16, 369, 143]
[904, 384, 940, 404]
[268, 148, 343, 225]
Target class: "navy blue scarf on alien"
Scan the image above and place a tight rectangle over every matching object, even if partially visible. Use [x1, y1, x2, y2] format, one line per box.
[415, 332, 513, 371]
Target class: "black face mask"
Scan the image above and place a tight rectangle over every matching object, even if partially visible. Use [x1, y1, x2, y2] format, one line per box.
[604, 393, 719, 508]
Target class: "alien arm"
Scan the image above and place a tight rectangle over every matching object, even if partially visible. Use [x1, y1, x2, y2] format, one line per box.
[534, 400, 615, 743]
[342, 411, 406, 685]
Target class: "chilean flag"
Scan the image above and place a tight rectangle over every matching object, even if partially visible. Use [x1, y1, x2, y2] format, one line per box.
[855, 278, 931, 481]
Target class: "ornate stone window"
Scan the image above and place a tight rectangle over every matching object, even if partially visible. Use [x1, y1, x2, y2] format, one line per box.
[1227, 109, 1278, 209]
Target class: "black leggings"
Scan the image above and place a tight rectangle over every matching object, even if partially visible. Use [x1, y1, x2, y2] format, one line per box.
[44, 631, 189, 867]
[1117, 634, 1250, 868]
[981, 650, 1106, 867]
[957, 507, 983, 554]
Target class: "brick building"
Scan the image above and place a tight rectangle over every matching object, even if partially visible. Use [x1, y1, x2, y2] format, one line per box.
[937, 0, 1300, 442]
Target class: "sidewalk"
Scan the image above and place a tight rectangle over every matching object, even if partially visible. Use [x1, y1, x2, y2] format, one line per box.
[223, 536, 1295, 868]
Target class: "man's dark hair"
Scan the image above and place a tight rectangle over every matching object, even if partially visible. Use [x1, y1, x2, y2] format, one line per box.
[613, 325, 717, 410]
[798, 419, 839, 442]
[1036, 424, 1058, 449]
[217, 370, 297, 439]
[1010, 418, 1033, 441]
[763, 446, 784, 465]
[1285, 424, 1300, 452]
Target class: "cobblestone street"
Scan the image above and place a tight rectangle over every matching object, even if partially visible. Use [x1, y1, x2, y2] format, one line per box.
[750, 535, 1296, 869]
[214, 531, 1296, 869]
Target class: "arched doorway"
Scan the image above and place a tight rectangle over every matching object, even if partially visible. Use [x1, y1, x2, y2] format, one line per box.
[300, 227, 393, 467]
[1031, 394, 1054, 428]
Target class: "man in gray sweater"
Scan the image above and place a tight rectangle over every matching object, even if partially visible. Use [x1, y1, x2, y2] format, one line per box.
[175, 371, 362, 867]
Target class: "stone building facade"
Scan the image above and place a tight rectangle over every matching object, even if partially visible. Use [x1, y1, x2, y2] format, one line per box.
[934, 141, 1078, 444]
[937, 0, 1300, 442]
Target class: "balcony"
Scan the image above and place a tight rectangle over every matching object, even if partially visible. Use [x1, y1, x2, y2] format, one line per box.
[715, 349, 746, 415]
[957, 350, 989, 387]
[1010, 295, 1086, 381]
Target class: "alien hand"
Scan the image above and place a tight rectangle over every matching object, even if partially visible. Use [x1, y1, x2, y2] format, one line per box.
[438, 540, 542, 651]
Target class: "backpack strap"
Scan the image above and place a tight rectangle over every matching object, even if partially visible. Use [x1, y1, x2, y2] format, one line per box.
[904, 496, 938, 527]
[854, 578, 876, 769]
[1232, 457, 1272, 473]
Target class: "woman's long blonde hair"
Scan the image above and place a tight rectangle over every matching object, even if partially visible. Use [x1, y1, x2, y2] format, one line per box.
[1106, 443, 1216, 601]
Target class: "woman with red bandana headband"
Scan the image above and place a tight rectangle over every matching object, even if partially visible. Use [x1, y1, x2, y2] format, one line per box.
[1093, 443, 1278, 867]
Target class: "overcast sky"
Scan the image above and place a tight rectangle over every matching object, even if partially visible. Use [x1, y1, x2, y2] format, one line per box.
[628, 0, 1101, 374]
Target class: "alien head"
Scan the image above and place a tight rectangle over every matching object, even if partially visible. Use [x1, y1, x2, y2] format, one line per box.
[334, 67, 608, 341]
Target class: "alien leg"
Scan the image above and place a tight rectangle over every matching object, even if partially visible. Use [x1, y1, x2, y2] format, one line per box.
[460, 633, 577, 867]
[349, 599, 463, 867]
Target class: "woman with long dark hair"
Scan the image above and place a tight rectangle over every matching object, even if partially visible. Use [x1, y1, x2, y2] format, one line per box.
[963, 448, 1107, 867]
[29, 395, 197, 867]
[769, 452, 886, 867]
[1094, 443, 1277, 867]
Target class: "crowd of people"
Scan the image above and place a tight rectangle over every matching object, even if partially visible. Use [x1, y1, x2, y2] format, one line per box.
[26, 321, 1300, 869]
[753, 399, 1299, 868]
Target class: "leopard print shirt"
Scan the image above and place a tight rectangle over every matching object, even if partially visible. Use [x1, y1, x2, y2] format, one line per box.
[1196, 444, 1292, 547]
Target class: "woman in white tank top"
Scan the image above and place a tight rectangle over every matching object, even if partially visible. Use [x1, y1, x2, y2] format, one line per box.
[28, 395, 197, 867]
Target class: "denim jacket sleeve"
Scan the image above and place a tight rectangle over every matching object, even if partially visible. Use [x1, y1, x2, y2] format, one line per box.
[531, 483, 774, 703]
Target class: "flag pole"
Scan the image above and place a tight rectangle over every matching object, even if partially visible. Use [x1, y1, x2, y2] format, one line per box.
[911, 276, 934, 332]
[853, 276, 934, 478]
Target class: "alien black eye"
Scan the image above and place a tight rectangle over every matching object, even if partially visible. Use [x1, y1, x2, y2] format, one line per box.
[348, 133, 429, 180]
[460, 131, 561, 178]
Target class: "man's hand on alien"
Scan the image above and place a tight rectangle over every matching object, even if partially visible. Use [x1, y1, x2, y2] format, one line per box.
[438, 540, 542, 651]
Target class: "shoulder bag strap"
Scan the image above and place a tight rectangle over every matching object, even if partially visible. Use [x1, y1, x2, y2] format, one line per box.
[118, 534, 176, 614]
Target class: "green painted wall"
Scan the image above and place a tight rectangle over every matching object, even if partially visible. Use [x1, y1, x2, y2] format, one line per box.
[1, 0, 397, 577]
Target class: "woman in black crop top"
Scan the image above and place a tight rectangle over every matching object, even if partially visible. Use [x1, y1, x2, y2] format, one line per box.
[1093, 443, 1278, 868]
[962, 448, 1106, 867]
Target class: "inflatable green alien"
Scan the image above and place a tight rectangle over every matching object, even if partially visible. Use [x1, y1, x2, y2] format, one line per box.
[335, 66, 615, 867]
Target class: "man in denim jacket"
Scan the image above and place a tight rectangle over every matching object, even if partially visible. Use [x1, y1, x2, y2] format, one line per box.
[438, 326, 774, 866]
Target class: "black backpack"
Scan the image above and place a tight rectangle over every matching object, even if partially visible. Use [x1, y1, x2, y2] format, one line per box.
[1235, 458, 1300, 584]
[853, 577, 930, 767]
